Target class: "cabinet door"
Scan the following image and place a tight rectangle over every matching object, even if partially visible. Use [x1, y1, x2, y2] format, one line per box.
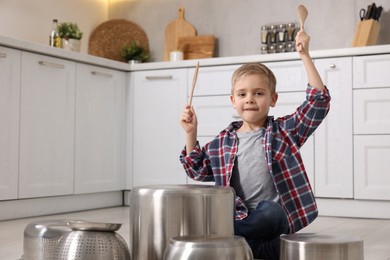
[354, 135, 390, 200]
[314, 57, 353, 198]
[270, 92, 315, 187]
[353, 87, 390, 135]
[353, 54, 390, 89]
[265, 60, 307, 92]
[19, 52, 76, 198]
[0, 47, 20, 200]
[132, 69, 187, 186]
[75, 64, 125, 194]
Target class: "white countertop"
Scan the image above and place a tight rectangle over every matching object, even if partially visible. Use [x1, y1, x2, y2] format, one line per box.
[2, 34, 390, 71]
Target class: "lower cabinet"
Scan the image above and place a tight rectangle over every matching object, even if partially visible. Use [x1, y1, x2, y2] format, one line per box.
[74, 64, 126, 194]
[131, 69, 187, 187]
[354, 135, 390, 200]
[314, 57, 353, 198]
[0, 47, 20, 200]
[19, 52, 76, 198]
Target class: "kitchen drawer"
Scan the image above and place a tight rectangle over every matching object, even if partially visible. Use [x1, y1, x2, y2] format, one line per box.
[193, 95, 237, 136]
[188, 65, 240, 96]
[353, 54, 390, 89]
[354, 135, 390, 200]
[354, 88, 390, 134]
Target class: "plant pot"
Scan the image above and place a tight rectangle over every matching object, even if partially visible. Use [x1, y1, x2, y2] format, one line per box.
[61, 38, 81, 52]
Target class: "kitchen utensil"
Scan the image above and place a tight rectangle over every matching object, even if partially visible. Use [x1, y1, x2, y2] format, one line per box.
[22, 219, 76, 260]
[297, 5, 308, 30]
[188, 62, 199, 106]
[53, 230, 130, 260]
[89, 19, 149, 62]
[280, 233, 364, 260]
[373, 6, 383, 21]
[67, 220, 122, 232]
[129, 184, 235, 260]
[164, 8, 197, 61]
[177, 35, 216, 60]
[359, 8, 366, 21]
[163, 235, 253, 260]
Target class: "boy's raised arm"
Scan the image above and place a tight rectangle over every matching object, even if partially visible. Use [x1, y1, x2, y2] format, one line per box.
[295, 30, 325, 92]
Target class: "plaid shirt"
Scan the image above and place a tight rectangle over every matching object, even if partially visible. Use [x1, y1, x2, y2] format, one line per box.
[180, 85, 330, 233]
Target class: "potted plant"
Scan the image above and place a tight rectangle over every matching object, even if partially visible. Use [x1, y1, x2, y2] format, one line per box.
[122, 41, 150, 63]
[57, 22, 83, 52]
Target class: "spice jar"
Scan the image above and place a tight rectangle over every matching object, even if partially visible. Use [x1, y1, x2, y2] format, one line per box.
[286, 23, 296, 42]
[260, 45, 268, 54]
[261, 25, 270, 45]
[269, 25, 277, 44]
[277, 24, 287, 43]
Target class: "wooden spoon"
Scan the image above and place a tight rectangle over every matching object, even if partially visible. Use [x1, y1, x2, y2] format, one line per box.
[188, 62, 199, 106]
[297, 5, 308, 30]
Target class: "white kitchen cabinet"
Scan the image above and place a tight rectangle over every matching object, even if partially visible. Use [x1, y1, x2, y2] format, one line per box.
[314, 57, 353, 198]
[354, 135, 390, 200]
[0, 47, 20, 200]
[19, 52, 76, 198]
[132, 69, 187, 186]
[265, 60, 308, 92]
[353, 54, 390, 89]
[75, 64, 126, 194]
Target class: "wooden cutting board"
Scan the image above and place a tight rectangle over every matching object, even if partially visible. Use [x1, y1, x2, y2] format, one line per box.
[164, 8, 197, 61]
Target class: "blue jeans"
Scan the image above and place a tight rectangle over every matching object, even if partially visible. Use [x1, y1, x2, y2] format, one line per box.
[234, 200, 289, 260]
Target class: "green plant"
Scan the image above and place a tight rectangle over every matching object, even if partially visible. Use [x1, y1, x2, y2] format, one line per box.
[57, 22, 83, 40]
[122, 41, 149, 62]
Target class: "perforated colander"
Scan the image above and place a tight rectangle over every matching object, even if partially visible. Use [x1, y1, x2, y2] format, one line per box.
[53, 230, 130, 260]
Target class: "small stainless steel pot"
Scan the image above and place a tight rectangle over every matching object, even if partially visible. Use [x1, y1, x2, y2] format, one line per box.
[280, 233, 364, 260]
[163, 235, 253, 260]
[129, 184, 235, 260]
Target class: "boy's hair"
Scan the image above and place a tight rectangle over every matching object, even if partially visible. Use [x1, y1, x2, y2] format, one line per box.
[231, 63, 277, 95]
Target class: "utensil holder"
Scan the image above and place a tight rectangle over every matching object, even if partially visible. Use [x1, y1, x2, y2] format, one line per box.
[352, 19, 380, 47]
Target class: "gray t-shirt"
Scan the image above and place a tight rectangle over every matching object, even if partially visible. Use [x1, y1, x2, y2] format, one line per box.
[230, 128, 278, 210]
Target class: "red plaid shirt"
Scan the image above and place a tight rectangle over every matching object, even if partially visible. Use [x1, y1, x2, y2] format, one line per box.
[180, 85, 330, 233]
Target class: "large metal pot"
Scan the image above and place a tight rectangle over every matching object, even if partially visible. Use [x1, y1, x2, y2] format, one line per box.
[280, 233, 364, 260]
[129, 184, 235, 260]
[163, 235, 253, 260]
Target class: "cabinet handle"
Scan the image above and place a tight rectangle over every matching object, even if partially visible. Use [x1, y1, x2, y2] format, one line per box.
[145, 75, 173, 80]
[0, 53, 7, 59]
[38, 60, 65, 69]
[91, 71, 113, 78]
[329, 64, 336, 69]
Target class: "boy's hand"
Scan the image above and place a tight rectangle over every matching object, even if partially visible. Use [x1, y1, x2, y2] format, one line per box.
[295, 29, 310, 57]
[180, 105, 198, 133]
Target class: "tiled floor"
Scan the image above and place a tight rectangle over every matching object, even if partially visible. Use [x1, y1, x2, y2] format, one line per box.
[0, 206, 389, 259]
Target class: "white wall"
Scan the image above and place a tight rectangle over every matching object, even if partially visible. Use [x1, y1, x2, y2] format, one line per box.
[108, 0, 390, 61]
[0, 0, 108, 53]
[1, 0, 389, 60]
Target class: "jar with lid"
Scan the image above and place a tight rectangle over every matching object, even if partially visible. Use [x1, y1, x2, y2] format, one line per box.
[269, 25, 277, 44]
[260, 45, 268, 54]
[286, 22, 297, 42]
[261, 25, 270, 45]
[277, 24, 287, 43]
[268, 44, 277, 54]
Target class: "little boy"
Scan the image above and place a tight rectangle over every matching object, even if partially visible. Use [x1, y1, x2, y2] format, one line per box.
[179, 29, 330, 259]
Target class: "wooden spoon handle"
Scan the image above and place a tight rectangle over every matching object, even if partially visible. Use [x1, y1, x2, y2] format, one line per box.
[189, 62, 199, 106]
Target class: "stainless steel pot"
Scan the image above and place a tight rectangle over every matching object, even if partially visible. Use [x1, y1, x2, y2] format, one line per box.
[129, 184, 235, 260]
[280, 233, 364, 260]
[163, 235, 253, 260]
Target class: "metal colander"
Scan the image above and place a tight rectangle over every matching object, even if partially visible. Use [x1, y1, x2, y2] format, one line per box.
[53, 230, 130, 260]
[22, 219, 74, 260]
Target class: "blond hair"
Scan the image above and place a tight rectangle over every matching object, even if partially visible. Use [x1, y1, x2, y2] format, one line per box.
[231, 63, 277, 95]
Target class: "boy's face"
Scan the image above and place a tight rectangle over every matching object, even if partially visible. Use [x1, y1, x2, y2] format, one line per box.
[230, 74, 278, 128]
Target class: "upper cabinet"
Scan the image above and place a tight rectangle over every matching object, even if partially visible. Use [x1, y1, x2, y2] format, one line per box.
[74, 64, 126, 194]
[19, 52, 76, 198]
[0, 47, 20, 200]
[131, 69, 187, 187]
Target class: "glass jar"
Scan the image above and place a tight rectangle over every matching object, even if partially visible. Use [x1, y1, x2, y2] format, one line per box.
[277, 24, 286, 43]
[269, 25, 277, 44]
[261, 25, 270, 45]
[286, 23, 296, 42]
[260, 45, 268, 54]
